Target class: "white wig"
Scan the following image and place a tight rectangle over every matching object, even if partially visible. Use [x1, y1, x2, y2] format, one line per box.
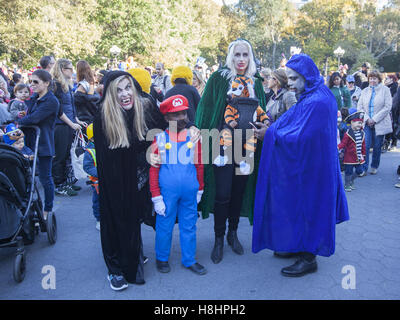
[221, 39, 257, 81]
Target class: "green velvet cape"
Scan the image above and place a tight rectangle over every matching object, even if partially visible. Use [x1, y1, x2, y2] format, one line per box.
[195, 68, 266, 224]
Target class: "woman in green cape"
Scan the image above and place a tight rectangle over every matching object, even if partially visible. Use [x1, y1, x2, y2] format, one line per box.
[195, 39, 267, 263]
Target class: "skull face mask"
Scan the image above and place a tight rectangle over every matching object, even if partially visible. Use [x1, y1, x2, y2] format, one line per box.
[286, 67, 305, 98]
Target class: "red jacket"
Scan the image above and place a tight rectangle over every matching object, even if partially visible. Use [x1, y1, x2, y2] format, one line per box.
[338, 129, 366, 164]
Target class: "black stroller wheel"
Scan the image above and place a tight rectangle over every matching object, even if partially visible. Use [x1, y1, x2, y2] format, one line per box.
[46, 212, 57, 244]
[13, 253, 26, 283]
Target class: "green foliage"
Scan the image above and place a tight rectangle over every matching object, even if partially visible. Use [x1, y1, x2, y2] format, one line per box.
[0, 0, 101, 68]
[1, 0, 399, 72]
[237, 0, 294, 68]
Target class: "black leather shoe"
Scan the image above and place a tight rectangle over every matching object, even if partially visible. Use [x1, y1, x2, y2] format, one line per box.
[281, 257, 317, 277]
[156, 259, 170, 273]
[227, 230, 244, 255]
[186, 263, 207, 275]
[211, 236, 224, 264]
[274, 251, 299, 258]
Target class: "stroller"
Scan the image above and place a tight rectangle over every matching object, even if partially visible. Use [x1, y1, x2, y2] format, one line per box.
[0, 125, 57, 283]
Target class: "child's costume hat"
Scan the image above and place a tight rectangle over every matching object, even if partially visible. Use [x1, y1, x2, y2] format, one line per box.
[160, 95, 189, 115]
[345, 107, 364, 123]
[3, 123, 24, 145]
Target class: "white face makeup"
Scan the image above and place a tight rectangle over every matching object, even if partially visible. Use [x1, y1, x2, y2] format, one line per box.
[117, 77, 134, 110]
[233, 44, 249, 75]
[286, 67, 305, 96]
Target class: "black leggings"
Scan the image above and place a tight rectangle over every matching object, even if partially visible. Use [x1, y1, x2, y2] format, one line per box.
[52, 124, 73, 186]
[213, 163, 249, 237]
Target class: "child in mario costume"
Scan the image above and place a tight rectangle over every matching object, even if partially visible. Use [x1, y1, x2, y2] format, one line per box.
[338, 108, 366, 192]
[149, 94, 206, 275]
[83, 123, 100, 231]
[214, 75, 271, 174]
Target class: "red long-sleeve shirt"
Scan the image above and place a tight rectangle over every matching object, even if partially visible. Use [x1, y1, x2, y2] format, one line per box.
[149, 129, 204, 198]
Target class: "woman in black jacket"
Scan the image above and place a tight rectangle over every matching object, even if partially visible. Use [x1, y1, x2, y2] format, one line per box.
[51, 59, 86, 196]
[18, 70, 60, 220]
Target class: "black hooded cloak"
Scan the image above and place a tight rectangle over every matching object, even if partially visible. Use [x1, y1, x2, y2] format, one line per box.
[93, 71, 148, 283]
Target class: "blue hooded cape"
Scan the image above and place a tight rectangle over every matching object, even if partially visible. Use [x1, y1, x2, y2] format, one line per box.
[252, 54, 349, 257]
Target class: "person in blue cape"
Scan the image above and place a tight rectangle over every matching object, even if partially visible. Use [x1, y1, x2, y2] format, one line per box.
[252, 54, 349, 277]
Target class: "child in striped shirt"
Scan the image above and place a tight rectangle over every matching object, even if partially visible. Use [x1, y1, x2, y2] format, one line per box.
[338, 108, 366, 192]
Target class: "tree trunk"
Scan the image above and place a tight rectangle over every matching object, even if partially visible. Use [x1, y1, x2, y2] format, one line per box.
[324, 56, 329, 79]
[272, 40, 277, 69]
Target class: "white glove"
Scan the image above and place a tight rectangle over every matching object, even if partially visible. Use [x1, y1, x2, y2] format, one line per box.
[152, 196, 166, 216]
[197, 190, 204, 204]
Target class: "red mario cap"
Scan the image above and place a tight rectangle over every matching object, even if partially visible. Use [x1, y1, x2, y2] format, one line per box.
[160, 95, 189, 115]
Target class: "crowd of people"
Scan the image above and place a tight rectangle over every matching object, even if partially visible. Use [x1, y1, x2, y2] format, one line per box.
[0, 39, 398, 291]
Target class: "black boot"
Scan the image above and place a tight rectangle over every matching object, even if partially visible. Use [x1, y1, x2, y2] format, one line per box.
[211, 236, 224, 264]
[227, 230, 244, 255]
[281, 253, 317, 277]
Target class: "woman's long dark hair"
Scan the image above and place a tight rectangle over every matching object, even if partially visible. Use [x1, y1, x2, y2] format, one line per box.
[328, 72, 344, 88]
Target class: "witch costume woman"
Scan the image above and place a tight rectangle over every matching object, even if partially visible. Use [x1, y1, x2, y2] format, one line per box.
[93, 71, 154, 291]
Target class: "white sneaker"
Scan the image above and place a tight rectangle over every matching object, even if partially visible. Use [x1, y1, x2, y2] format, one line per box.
[96, 221, 100, 231]
[370, 168, 378, 175]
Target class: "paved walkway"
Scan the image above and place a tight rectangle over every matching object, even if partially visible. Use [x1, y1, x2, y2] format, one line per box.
[1, 149, 400, 300]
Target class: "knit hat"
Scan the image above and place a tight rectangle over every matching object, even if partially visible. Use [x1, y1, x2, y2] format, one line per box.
[272, 69, 288, 88]
[127, 68, 151, 94]
[3, 123, 24, 145]
[171, 66, 193, 86]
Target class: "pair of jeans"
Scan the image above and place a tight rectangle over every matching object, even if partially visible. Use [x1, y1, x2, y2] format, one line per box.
[363, 125, 384, 172]
[38, 156, 54, 212]
[92, 186, 100, 222]
[344, 164, 364, 177]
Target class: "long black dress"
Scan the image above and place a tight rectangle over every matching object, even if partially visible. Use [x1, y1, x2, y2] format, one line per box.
[93, 106, 146, 283]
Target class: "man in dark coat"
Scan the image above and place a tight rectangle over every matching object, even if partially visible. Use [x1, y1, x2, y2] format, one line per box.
[252, 54, 349, 277]
[164, 66, 200, 123]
